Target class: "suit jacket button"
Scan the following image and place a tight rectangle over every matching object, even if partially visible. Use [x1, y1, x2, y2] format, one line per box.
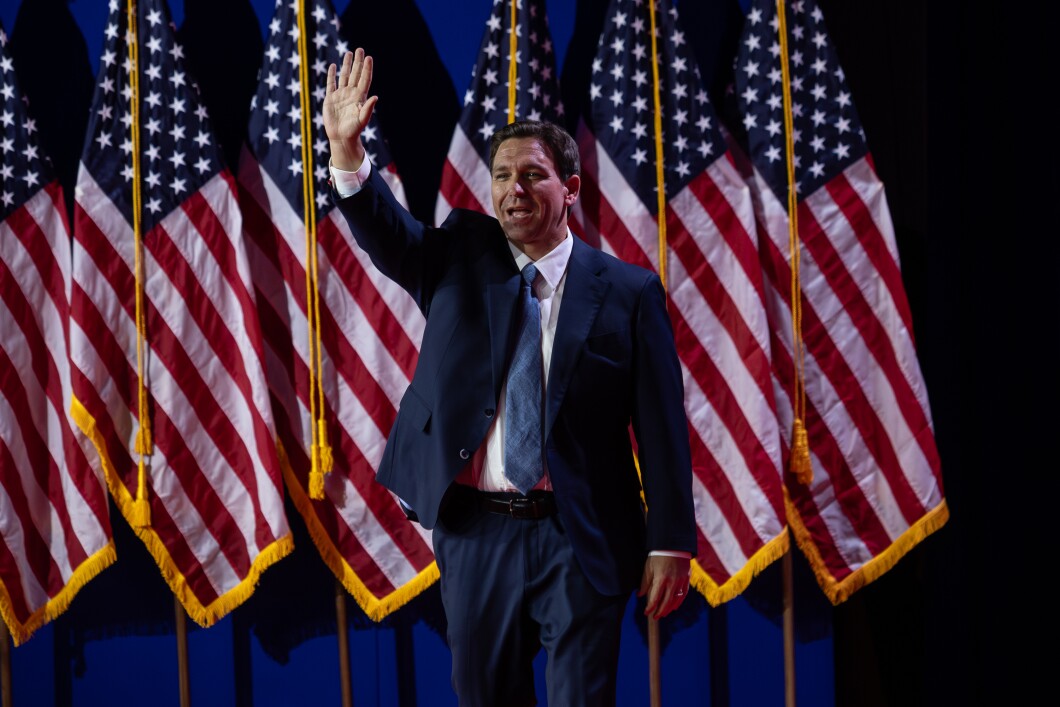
[484, 408, 495, 418]
[459, 449, 470, 460]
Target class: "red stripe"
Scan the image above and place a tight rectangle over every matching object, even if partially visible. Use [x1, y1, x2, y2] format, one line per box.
[667, 194, 773, 397]
[319, 217, 419, 380]
[759, 225, 895, 561]
[242, 184, 434, 594]
[825, 172, 915, 340]
[580, 167, 783, 557]
[4, 185, 69, 322]
[684, 170, 769, 306]
[577, 169, 654, 270]
[169, 187, 283, 550]
[670, 300, 786, 531]
[796, 198, 941, 519]
[0, 267, 94, 571]
[0, 355, 68, 603]
[73, 193, 268, 590]
[0, 444, 36, 622]
[438, 158, 486, 214]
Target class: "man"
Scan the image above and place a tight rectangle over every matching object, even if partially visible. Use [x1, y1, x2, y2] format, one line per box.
[323, 48, 696, 706]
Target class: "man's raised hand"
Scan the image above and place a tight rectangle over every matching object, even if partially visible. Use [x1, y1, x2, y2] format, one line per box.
[323, 48, 378, 171]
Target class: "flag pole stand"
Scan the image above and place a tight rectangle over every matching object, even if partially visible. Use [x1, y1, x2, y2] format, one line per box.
[648, 617, 661, 707]
[175, 596, 191, 707]
[783, 549, 796, 707]
[335, 579, 352, 707]
[0, 618, 11, 707]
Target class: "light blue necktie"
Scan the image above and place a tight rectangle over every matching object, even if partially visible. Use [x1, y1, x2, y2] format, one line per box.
[504, 263, 544, 494]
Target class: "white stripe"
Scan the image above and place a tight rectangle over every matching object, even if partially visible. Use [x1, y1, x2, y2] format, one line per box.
[690, 467, 747, 577]
[440, 127, 493, 217]
[751, 166, 935, 551]
[73, 168, 287, 594]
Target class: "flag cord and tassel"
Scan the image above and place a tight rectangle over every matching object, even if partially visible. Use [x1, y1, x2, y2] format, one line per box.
[777, 0, 811, 485]
[127, 0, 151, 528]
[645, 4, 666, 707]
[778, 3, 804, 705]
[297, 0, 332, 500]
[647, 0, 667, 290]
[506, 0, 518, 122]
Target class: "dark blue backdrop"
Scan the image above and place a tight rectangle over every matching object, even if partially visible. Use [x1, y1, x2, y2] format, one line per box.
[8, 0, 1049, 705]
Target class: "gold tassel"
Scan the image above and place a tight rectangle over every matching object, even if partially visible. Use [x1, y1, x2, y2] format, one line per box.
[130, 496, 151, 528]
[134, 426, 153, 455]
[317, 419, 333, 473]
[788, 418, 812, 484]
[309, 444, 324, 500]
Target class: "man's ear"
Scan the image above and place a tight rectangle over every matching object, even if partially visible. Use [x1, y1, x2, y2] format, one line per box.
[564, 174, 581, 205]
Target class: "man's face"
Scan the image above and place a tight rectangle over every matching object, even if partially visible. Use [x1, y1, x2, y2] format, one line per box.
[490, 137, 580, 258]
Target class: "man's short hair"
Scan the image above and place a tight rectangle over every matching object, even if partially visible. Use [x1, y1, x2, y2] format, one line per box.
[488, 120, 580, 181]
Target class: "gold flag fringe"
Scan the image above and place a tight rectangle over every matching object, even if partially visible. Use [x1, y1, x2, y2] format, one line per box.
[277, 441, 439, 621]
[0, 541, 117, 647]
[785, 486, 950, 605]
[71, 396, 295, 627]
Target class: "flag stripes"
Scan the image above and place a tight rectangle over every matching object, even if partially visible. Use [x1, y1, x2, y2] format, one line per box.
[238, 0, 436, 620]
[69, 0, 292, 625]
[729, 0, 946, 601]
[570, 0, 788, 603]
[1, 16, 115, 644]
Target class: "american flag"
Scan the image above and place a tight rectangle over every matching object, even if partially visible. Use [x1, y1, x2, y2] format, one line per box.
[69, 0, 293, 626]
[0, 23, 115, 646]
[435, 0, 564, 224]
[237, 0, 437, 620]
[570, 0, 788, 604]
[729, 0, 947, 602]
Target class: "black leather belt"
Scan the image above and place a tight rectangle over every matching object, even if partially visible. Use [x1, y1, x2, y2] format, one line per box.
[476, 491, 557, 520]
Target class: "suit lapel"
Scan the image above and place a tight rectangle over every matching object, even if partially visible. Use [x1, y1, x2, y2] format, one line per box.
[487, 254, 521, 402]
[546, 239, 608, 432]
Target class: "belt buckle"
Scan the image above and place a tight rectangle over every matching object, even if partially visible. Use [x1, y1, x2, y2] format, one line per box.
[507, 497, 534, 519]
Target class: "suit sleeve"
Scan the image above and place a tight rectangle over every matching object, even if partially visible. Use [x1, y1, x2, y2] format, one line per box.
[333, 166, 445, 313]
[631, 274, 697, 557]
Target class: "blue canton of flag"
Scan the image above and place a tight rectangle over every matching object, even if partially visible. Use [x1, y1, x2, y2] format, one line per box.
[81, 0, 226, 232]
[246, 0, 395, 223]
[458, 0, 563, 155]
[437, 0, 563, 221]
[733, 0, 868, 200]
[584, 0, 719, 212]
[0, 28, 52, 221]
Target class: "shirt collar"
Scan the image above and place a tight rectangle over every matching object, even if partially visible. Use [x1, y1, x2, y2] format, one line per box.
[508, 230, 573, 293]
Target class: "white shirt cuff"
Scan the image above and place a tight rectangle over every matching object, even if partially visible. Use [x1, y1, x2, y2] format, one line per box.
[329, 157, 373, 198]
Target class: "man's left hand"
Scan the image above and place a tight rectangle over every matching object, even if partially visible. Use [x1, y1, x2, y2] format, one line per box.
[638, 555, 691, 620]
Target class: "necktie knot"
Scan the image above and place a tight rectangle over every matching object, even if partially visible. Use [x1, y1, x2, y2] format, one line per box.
[521, 263, 538, 288]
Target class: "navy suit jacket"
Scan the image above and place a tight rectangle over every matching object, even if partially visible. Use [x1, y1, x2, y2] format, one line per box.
[336, 166, 696, 596]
